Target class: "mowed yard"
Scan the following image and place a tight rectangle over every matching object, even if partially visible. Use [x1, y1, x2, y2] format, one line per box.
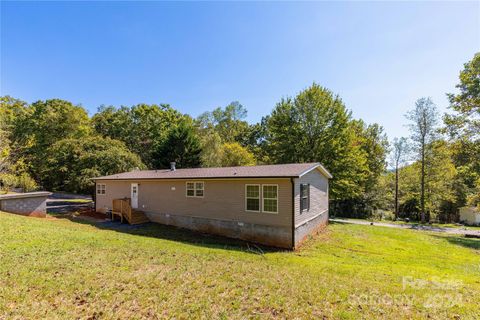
[0, 212, 479, 319]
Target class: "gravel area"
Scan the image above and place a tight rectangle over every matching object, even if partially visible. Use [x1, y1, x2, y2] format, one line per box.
[330, 218, 480, 236]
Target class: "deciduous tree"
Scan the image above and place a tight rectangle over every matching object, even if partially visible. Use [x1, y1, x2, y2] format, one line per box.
[390, 137, 410, 219]
[44, 137, 144, 194]
[350, 120, 389, 208]
[1, 98, 91, 185]
[92, 104, 184, 167]
[220, 142, 256, 167]
[443, 53, 480, 206]
[406, 98, 439, 222]
[199, 130, 224, 167]
[444, 52, 480, 139]
[197, 101, 250, 144]
[0, 124, 10, 175]
[266, 83, 368, 200]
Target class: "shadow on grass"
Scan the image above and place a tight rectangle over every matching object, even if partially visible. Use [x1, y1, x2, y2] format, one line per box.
[328, 220, 350, 225]
[55, 213, 285, 254]
[431, 234, 480, 250]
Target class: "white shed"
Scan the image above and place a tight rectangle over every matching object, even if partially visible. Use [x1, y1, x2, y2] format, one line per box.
[459, 207, 480, 226]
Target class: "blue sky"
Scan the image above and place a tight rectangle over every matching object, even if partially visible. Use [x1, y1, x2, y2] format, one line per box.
[1, 1, 479, 139]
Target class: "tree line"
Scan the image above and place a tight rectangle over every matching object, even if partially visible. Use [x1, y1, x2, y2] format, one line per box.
[385, 53, 480, 222]
[0, 53, 478, 222]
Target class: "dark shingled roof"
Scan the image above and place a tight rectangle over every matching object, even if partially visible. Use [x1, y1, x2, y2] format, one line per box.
[93, 163, 332, 180]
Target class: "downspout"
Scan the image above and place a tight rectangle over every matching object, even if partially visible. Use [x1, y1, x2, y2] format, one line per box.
[291, 178, 295, 250]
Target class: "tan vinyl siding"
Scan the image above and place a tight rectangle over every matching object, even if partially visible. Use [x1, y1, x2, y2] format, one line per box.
[95, 180, 131, 213]
[96, 178, 292, 227]
[294, 169, 329, 227]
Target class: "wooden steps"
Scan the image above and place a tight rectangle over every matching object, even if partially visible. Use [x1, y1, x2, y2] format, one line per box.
[112, 198, 150, 225]
[128, 210, 150, 225]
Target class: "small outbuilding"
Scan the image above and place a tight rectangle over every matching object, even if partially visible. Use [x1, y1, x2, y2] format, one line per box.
[93, 162, 332, 249]
[459, 207, 480, 226]
[0, 191, 51, 218]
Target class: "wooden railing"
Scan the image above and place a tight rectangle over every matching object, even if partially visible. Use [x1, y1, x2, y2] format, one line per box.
[112, 198, 131, 223]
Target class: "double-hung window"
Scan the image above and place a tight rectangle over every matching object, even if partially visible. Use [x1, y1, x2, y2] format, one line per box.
[245, 184, 278, 213]
[245, 184, 260, 212]
[300, 183, 310, 212]
[96, 183, 106, 195]
[262, 185, 278, 213]
[186, 181, 204, 198]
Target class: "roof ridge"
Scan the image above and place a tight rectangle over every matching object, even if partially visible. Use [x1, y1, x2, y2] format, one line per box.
[93, 162, 330, 180]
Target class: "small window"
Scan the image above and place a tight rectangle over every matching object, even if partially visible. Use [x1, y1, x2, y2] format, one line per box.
[186, 181, 204, 198]
[300, 184, 310, 212]
[96, 183, 106, 195]
[245, 184, 260, 212]
[186, 182, 195, 197]
[262, 185, 278, 213]
[195, 182, 204, 197]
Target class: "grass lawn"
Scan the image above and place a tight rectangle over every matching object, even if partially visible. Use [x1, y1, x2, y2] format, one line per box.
[1, 212, 479, 319]
[54, 198, 93, 203]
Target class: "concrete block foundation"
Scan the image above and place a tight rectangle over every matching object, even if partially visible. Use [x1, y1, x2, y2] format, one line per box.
[145, 211, 293, 248]
[294, 210, 328, 248]
[0, 192, 51, 217]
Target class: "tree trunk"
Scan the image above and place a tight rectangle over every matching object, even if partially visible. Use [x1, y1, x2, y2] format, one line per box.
[421, 144, 425, 223]
[395, 165, 399, 220]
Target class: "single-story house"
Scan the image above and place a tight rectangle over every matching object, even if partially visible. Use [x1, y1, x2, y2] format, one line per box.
[93, 162, 332, 249]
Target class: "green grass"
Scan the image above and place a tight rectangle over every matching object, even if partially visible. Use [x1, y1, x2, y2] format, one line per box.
[0, 191, 17, 195]
[54, 198, 93, 203]
[1, 212, 479, 319]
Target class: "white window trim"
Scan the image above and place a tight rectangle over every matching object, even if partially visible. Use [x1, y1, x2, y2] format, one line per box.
[300, 183, 310, 212]
[262, 184, 278, 214]
[245, 184, 261, 213]
[186, 181, 204, 198]
[96, 183, 106, 196]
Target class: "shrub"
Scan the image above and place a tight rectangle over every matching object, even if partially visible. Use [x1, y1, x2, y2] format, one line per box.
[16, 173, 38, 192]
[0, 173, 17, 192]
[466, 178, 480, 209]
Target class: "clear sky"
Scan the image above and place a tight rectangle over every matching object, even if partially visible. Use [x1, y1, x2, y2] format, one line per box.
[1, 1, 479, 140]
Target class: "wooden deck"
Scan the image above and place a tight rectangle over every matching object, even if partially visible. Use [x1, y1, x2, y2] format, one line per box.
[112, 198, 150, 225]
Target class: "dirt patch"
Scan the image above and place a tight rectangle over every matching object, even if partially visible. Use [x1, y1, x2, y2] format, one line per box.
[295, 221, 330, 250]
[79, 210, 107, 220]
[28, 211, 47, 218]
[47, 209, 107, 223]
[294, 228, 332, 255]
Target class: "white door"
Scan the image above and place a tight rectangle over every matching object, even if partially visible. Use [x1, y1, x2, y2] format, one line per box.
[131, 183, 138, 209]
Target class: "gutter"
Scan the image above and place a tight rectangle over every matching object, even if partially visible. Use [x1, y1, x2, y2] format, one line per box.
[291, 178, 295, 250]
